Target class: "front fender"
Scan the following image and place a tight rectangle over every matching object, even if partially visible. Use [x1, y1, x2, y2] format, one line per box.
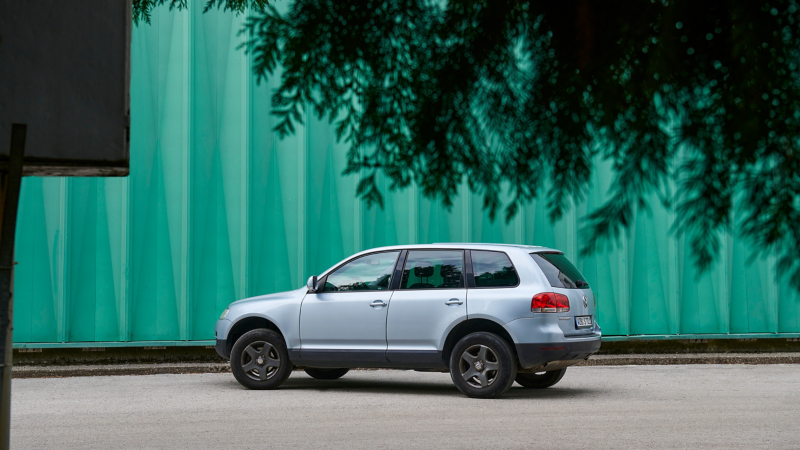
[221, 291, 305, 349]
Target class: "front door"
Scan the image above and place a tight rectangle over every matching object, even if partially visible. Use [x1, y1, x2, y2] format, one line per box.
[300, 251, 401, 366]
[386, 250, 467, 366]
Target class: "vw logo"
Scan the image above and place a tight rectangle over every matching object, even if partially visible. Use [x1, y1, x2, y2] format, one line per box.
[583, 295, 588, 308]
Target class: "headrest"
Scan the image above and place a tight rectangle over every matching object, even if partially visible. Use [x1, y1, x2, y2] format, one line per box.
[414, 265, 434, 278]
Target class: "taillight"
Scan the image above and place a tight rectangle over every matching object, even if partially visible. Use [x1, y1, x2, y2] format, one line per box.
[531, 293, 570, 313]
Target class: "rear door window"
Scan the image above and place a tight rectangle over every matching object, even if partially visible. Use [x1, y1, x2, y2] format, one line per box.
[530, 252, 589, 289]
[400, 250, 464, 289]
[471, 251, 519, 287]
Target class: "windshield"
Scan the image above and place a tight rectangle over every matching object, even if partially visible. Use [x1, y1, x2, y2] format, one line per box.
[530, 252, 589, 289]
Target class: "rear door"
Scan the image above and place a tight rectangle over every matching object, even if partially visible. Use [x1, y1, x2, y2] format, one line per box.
[385, 250, 467, 365]
[530, 252, 595, 336]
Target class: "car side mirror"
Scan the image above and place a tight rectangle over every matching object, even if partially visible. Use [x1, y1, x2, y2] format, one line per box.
[306, 275, 318, 292]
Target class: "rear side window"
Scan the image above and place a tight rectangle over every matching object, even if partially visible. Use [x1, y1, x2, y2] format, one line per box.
[471, 251, 519, 287]
[530, 252, 589, 289]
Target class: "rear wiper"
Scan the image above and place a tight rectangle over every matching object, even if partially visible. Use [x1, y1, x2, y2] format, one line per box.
[574, 280, 588, 287]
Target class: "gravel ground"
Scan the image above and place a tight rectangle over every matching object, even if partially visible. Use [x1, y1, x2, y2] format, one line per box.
[11, 364, 800, 449]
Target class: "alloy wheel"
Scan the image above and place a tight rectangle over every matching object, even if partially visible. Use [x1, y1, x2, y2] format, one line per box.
[240, 341, 281, 381]
[459, 344, 500, 389]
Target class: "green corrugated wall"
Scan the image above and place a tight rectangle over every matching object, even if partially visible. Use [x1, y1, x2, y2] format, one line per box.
[12, 5, 800, 346]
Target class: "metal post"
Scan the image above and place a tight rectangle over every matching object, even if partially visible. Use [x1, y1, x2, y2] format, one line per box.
[0, 124, 26, 449]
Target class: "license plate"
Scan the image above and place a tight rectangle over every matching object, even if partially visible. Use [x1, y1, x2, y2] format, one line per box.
[575, 316, 593, 328]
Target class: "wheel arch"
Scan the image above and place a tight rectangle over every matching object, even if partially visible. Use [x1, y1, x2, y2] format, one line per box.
[225, 315, 285, 357]
[441, 318, 518, 369]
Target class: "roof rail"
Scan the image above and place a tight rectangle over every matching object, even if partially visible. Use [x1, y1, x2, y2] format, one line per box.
[432, 242, 542, 248]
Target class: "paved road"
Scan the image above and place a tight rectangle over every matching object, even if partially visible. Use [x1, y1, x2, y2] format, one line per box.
[11, 365, 800, 449]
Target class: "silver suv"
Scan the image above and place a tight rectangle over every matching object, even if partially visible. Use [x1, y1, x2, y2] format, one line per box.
[215, 244, 601, 398]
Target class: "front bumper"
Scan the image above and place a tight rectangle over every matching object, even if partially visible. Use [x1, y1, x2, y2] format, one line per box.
[215, 339, 230, 360]
[214, 319, 232, 360]
[515, 337, 601, 370]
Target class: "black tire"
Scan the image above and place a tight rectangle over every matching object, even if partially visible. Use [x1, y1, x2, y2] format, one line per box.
[304, 368, 350, 380]
[230, 329, 292, 390]
[449, 332, 517, 399]
[515, 368, 567, 389]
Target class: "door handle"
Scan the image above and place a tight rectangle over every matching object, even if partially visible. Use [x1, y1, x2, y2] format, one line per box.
[445, 299, 463, 305]
[370, 300, 387, 307]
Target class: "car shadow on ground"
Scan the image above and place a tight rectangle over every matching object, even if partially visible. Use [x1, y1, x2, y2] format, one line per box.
[210, 374, 599, 399]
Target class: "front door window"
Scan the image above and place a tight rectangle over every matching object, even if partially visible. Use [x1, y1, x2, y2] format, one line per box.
[324, 251, 400, 292]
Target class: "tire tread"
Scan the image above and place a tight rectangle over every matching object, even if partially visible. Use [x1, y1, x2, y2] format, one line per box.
[515, 368, 567, 389]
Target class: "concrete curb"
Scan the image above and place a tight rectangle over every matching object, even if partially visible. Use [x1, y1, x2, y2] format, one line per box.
[11, 352, 800, 378]
[578, 352, 800, 366]
[12, 363, 232, 379]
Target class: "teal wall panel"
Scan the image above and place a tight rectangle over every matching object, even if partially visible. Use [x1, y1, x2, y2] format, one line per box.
[12, 4, 800, 345]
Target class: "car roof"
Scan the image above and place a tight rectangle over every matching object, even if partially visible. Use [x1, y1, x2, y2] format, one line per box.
[352, 243, 562, 253]
[318, 243, 563, 276]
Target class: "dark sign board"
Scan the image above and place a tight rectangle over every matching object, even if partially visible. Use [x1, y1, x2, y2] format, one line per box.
[0, 0, 131, 176]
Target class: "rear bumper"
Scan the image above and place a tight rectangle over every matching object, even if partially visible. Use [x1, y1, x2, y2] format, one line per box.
[515, 337, 601, 369]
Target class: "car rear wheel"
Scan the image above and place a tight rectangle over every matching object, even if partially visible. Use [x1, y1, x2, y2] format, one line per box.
[230, 329, 292, 390]
[449, 332, 517, 399]
[304, 368, 350, 380]
[515, 368, 567, 388]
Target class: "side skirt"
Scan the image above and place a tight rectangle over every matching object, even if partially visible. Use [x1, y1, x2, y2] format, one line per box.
[289, 349, 446, 370]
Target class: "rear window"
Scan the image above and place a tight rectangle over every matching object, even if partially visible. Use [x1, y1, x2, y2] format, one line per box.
[530, 252, 589, 289]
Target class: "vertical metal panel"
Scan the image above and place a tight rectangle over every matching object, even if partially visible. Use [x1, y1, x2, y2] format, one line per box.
[14, 179, 58, 342]
[12, 6, 800, 345]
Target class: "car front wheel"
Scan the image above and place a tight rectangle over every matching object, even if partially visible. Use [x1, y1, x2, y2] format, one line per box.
[449, 332, 517, 399]
[304, 368, 350, 380]
[230, 329, 292, 390]
[515, 368, 567, 389]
